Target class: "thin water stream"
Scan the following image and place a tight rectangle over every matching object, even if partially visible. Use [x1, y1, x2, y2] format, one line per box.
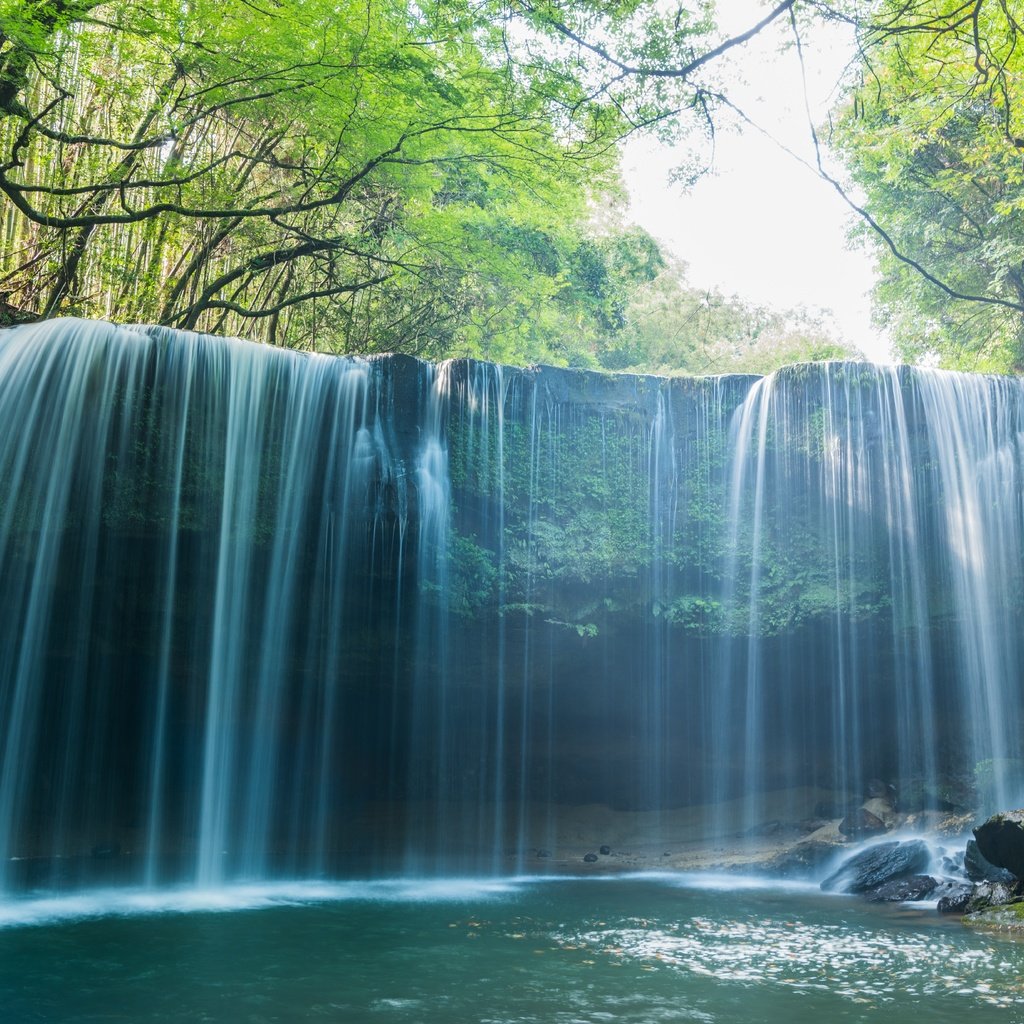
[2, 320, 1024, 886]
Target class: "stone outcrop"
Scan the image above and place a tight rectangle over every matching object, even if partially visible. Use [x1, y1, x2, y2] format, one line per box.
[838, 808, 887, 839]
[965, 880, 1019, 914]
[963, 901, 1024, 933]
[964, 837, 1016, 883]
[863, 874, 937, 902]
[936, 884, 973, 914]
[837, 788, 899, 840]
[861, 796, 898, 829]
[820, 839, 931, 894]
[973, 810, 1024, 880]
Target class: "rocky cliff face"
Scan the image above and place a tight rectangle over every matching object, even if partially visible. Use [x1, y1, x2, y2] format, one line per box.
[1, 318, 1023, 889]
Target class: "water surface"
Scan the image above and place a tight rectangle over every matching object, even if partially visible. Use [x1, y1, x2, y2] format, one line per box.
[3, 875, 1022, 1023]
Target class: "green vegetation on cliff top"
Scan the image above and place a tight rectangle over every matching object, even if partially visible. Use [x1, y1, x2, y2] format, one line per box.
[1, 2, 1022, 372]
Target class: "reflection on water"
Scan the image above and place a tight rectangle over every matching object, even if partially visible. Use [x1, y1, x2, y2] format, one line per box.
[564, 914, 1022, 1010]
[2, 876, 1024, 1022]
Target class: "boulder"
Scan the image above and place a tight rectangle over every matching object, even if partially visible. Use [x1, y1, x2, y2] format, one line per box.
[838, 808, 887, 839]
[964, 838, 1016, 883]
[938, 848, 965, 876]
[972, 811, 1024, 880]
[820, 839, 931, 893]
[965, 880, 1019, 914]
[767, 841, 844, 879]
[863, 874, 937, 903]
[861, 797, 898, 829]
[936, 884, 974, 914]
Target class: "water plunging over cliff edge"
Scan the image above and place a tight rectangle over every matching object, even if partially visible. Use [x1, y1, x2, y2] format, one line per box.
[1, 318, 1022, 893]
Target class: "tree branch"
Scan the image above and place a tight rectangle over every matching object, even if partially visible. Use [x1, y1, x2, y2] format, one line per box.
[783, 7, 1024, 317]
[528, 0, 798, 80]
[198, 275, 389, 320]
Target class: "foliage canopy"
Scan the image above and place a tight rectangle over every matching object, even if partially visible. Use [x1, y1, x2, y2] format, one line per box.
[0, 0, 856, 371]
[832, 0, 1024, 371]
[10, 1, 1024, 372]
[0, 0, 626, 361]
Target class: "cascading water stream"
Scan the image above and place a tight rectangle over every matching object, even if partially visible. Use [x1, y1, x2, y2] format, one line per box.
[1, 319, 1024, 898]
[913, 372, 1024, 811]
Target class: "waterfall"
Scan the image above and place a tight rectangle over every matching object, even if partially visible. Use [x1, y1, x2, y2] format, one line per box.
[1, 319, 1023, 894]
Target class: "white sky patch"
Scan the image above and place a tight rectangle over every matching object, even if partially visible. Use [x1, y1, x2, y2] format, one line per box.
[623, 2, 892, 363]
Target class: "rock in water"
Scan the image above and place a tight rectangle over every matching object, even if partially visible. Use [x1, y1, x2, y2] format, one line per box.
[937, 884, 974, 914]
[963, 901, 1024, 934]
[965, 880, 1019, 913]
[820, 839, 931, 893]
[583, 852, 598, 863]
[964, 838, 1016, 883]
[973, 811, 1024, 879]
[863, 874, 937, 903]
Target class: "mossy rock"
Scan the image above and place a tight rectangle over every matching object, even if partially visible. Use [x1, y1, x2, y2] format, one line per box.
[962, 900, 1024, 934]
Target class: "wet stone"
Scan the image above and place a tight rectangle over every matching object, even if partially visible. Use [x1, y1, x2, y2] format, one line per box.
[866, 778, 896, 801]
[838, 808, 887, 839]
[937, 885, 974, 914]
[966, 880, 1019, 913]
[863, 874, 937, 903]
[963, 838, 1007, 881]
[820, 839, 931, 893]
[969, 820, 1024, 881]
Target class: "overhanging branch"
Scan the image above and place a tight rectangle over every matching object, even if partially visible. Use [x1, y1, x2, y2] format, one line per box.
[527, 0, 798, 80]
[786, 7, 1024, 317]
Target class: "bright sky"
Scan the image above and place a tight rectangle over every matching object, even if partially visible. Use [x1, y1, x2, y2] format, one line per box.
[623, 2, 892, 363]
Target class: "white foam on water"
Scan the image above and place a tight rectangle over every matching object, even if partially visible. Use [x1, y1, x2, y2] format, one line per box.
[657, 871, 823, 895]
[0, 870, 826, 929]
[0, 876, 526, 929]
[514, 870, 823, 895]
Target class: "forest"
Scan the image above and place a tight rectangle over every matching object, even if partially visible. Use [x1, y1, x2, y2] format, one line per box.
[1, 1, 1023, 372]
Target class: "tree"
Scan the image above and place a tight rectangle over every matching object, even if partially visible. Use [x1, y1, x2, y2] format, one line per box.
[829, 0, 1024, 370]
[0, 0, 642, 359]
[492, 0, 1024, 370]
[4, 1, 841, 363]
[596, 254, 857, 375]
[7, 1, 967, 372]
